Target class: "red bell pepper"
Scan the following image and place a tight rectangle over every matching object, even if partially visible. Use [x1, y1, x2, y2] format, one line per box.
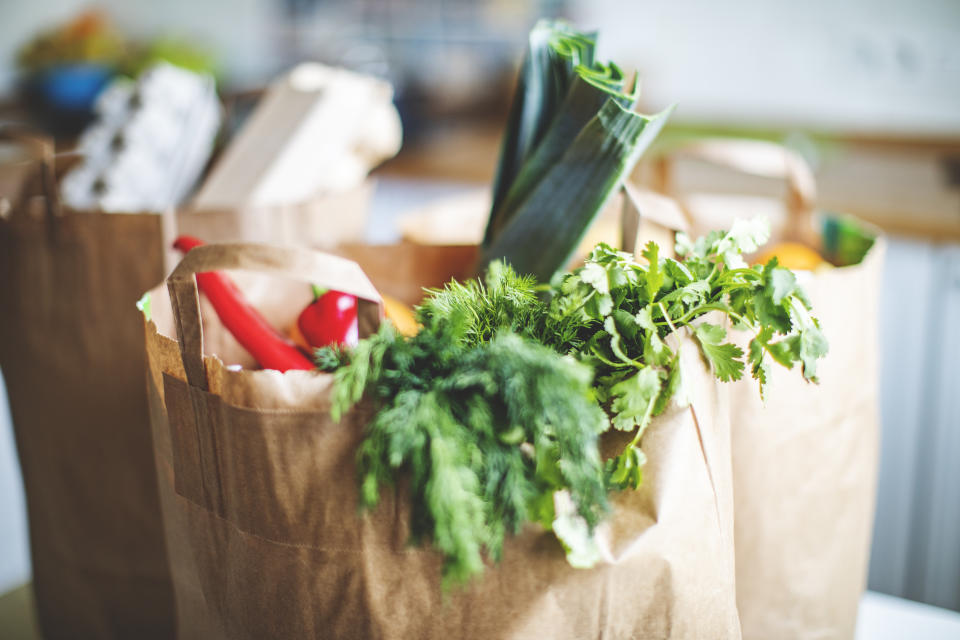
[173, 235, 314, 372]
[297, 285, 359, 348]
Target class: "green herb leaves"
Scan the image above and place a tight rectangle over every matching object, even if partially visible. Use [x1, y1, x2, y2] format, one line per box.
[608, 367, 662, 431]
[694, 324, 745, 382]
[323, 217, 828, 586]
[675, 224, 830, 392]
[327, 321, 608, 587]
[542, 220, 825, 486]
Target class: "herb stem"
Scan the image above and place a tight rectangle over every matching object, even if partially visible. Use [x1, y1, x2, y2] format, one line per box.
[656, 302, 752, 330]
[714, 268, 763, 287]
[627, 397, 657, 450]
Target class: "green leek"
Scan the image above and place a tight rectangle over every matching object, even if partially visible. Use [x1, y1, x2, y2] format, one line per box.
[482, 20, 672, 282]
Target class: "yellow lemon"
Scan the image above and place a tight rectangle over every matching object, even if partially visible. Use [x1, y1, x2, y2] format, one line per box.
[754, 242, 825, 271]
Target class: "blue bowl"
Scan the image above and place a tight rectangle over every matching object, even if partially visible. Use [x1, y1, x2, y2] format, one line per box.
[35, 63, 115, 114]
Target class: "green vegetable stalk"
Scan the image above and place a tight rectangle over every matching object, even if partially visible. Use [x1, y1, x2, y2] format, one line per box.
[482, 19, 672, 282]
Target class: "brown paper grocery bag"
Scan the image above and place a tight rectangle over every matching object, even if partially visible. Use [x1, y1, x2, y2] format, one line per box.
[178, 178, 375, 249]
[650, 138, 884, 640]
[0, 128, 176, 639]
[729, 242, 883, 640]
[142, 242, 742, 639]
[334, 240, 479, 305]
[392, 186, 632, 275]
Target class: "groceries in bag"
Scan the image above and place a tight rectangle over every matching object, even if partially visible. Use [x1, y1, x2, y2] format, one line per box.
[191, 62, 402, 210]
[60, 62, 220, 212]
[171, 235, 363, 371]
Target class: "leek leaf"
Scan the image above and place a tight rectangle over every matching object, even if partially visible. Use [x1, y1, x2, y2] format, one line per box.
[482, 101, 672, 282]
[487, 20, 597, 239]
[483, 19, 672, 282]
[486, 71, 638, 241]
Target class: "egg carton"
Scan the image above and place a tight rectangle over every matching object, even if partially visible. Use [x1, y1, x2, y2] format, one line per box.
[62, 61, 221, 213]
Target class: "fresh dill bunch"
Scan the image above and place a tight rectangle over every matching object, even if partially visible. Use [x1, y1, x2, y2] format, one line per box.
[329, 318, 609, 587]
[417, 259, 595, 357]
[314, 343, 350, 372]
[416, 260, 550, 347]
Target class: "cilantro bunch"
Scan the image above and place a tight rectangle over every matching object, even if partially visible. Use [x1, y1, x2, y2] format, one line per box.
[321, 218, 827, 584]
[545, 218, 828, 488]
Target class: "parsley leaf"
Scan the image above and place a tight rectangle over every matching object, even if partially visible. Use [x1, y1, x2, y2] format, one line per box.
[640, 241, 664, 301]
[747, 331, 772, 400]
[767, 262, 798, 304]
[798, 323, 829, 381]
[609, 367, 662, 431]
[694, 323, 746, 382]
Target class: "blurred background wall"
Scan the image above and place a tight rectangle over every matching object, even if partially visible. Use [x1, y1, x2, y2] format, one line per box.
[575, 0, 960, 136]
[2, 0, 958, 132]
[1, 0, 958, 612]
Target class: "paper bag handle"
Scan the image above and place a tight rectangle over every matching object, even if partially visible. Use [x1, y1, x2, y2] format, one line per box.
[0, 125, 61, 224]
[167, 242, 383, 391]
[652, 138, 819, 245]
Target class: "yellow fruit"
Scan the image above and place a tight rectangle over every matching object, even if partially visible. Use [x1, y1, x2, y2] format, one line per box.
[383, 295, 419, 337]
[288, 322, 311, 351]
[754, 242, 825, 271]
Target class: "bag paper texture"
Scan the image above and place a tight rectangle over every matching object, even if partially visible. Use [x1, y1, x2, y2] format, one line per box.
[730, 241, 884, 640]
[334, 241, 479, 305]
[179, 178, 374, 250]
[0, 130, 377, 638]
[0, 134, 176, 639]
[646, 138, 884, 639]
[142, 242, 742, 639]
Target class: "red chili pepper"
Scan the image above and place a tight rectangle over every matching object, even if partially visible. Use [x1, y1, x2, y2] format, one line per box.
[172, 235, 314, 372]
[297, 285, 359, 348]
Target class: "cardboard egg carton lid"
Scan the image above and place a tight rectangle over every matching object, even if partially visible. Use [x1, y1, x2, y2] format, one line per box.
[191, 63, 402, 210]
